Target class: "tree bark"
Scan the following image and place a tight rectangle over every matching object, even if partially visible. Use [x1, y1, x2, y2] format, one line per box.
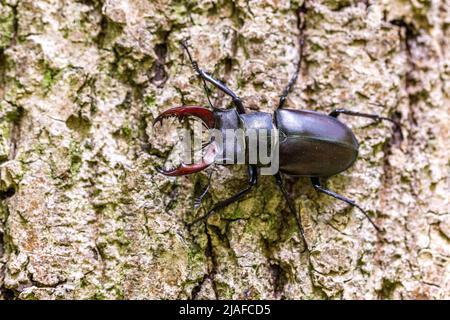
[0, 0, 449, 299]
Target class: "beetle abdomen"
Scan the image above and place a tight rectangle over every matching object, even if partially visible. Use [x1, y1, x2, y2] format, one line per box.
[275, 109, 359, 177]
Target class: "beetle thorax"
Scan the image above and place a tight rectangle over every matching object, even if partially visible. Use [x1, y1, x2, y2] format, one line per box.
[212, 109, 277, 167]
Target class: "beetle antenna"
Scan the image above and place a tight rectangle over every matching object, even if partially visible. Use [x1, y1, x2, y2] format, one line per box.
[181, 39, 215, 110]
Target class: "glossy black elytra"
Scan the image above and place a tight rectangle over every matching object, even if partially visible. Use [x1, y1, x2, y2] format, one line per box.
[153, 36, 401, 252]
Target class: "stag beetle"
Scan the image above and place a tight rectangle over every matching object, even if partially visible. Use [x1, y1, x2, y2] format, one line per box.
[153, 38, 400, 251]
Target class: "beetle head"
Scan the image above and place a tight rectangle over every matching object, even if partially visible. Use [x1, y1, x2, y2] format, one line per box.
[153, 106, 217, 176]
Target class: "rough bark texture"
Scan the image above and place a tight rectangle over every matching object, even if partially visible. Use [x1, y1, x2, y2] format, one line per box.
[0, 0, 449, 300]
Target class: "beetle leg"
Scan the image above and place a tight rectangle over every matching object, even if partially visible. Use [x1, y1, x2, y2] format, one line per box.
[274, 172, 310, 253]
[329, 108, 402, 132]
[194, 169, 213, 209]
[187, 165, 258, 227]
[310, 177, 382, 232]
[277, 3, 307, 109]
[181, 39, 246, 114]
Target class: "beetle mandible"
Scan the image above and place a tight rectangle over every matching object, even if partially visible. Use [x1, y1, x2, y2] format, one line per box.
[153, 37, 400, 252]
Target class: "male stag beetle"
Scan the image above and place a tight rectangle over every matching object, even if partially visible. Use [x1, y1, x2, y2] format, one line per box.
[153, 38, 400, 252]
